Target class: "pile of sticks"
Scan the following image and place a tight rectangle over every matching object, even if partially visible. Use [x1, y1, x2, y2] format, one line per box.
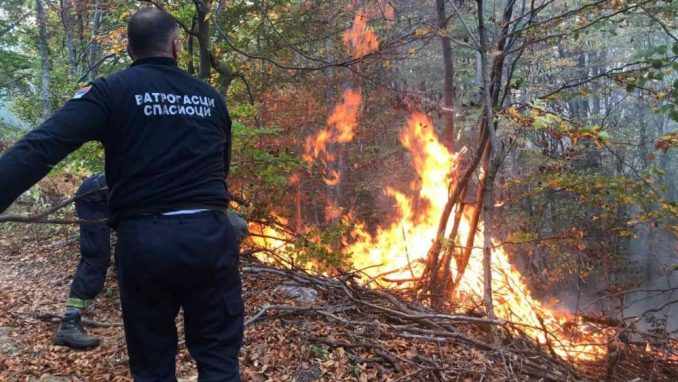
[242, 264, 582, 381]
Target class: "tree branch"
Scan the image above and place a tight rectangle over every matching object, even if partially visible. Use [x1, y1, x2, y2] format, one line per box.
[0, 188, 107, 224]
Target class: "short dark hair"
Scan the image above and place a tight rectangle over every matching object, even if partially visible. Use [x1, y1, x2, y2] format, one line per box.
[127, 8, 178, 58]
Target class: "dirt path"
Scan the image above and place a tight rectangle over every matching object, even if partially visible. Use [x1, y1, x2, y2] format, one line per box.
[0, 233, 131, 380]
[0, 231, 208, 381]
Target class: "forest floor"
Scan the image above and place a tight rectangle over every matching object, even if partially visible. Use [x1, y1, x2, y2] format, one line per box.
[0, 226, 676, 381]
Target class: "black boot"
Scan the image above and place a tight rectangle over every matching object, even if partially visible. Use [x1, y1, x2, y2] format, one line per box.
[53, 313, 101, 349]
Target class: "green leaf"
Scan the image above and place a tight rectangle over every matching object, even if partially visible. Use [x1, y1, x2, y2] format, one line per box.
[670, 110, 678, 123]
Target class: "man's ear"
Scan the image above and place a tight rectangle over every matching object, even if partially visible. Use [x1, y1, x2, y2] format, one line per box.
[172, 38, 181, 60]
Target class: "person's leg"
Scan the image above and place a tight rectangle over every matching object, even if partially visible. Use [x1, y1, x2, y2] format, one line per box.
[178, 212, 243, 381]
[68, 190, 111, 308]
[114, 211, 243, 381]
[115, 218, 180, 381]
[54, 178, 110, 349]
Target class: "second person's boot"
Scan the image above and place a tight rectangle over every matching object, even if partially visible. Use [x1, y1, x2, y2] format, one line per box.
[53, 313, 101, 349]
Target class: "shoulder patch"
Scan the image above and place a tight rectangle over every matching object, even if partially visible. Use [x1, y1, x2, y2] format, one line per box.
[72, 85, 92, 99]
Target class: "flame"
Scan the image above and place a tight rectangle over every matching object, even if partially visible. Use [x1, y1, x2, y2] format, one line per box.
[377, 0, 395, 20]
[326, 89, 362, 143]
[303, 2, 376, 189]
[325, 198, 343, 221]
[303, 88, 362, 164]
[346, 112, 459, 275]
[344, 112, 609, 361]
[250, 218, 291, 259]
[323, 170, 341, 186]
[343, 13, 379, 58]
[280, 111, 611, 361]
[344, 112, 608, 360]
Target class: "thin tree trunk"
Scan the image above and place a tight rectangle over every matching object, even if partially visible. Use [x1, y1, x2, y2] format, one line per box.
[451, 142, 488, 295]
[441, 0, 514, 303]
[36, 0, 50, 120]
[88, 0, 103, 81]
[477, 0, 498, 321]
[195, 0, 212, 80]
[295, 174, 303, 233]
[60, 0, 77, 80]
[436, 187, 468, 299]
[187, 15, 197, 75]
[439, 187, 469, 296]
[436, 0, 455, 150]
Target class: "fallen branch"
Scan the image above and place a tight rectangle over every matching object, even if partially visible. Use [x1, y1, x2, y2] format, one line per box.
[244, 304, 317, 326]
[0, 188, 107, 225]
[14, 311, 122, 328]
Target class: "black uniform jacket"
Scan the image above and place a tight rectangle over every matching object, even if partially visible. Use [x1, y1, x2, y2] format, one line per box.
[0, 57, 232, 221]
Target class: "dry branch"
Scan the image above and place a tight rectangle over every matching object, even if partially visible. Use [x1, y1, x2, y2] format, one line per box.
[14, 311, 122, 328]
[0, 187, 107, 225]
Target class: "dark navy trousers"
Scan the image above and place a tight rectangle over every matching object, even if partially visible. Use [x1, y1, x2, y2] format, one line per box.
[115, 211, 243, 382]
[69, 175, 110, 306]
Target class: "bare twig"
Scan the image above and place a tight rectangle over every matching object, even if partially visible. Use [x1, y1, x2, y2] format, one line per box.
[0, 188, 108, 225]
[14, 311, 122, 328]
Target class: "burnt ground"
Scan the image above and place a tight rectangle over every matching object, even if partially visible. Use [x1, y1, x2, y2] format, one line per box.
[0, 224, 676, 381]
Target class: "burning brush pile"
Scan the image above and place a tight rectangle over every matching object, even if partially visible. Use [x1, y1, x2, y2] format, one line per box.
[243, 4, 677, 380]
[245, 106, 678, 378]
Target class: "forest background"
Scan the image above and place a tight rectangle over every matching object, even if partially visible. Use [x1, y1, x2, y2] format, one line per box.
[0, 0, 677, 378]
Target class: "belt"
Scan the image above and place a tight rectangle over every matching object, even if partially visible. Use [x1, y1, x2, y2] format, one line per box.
[162, 209, 209, 216]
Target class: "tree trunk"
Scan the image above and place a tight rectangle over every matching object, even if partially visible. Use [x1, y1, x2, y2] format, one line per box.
[450, 142, 488, 295]
[187, 15, 197, 76]
[195, 0, 212, 80]
[295, 174, 303, 233]
[435, 0, 456, 150]
[477, 0, 500, 321]
[88, 0, 103, 80]
[639, 121, 649, 169]
[36, 0, 50, 121]
[60, 0, 77, 80]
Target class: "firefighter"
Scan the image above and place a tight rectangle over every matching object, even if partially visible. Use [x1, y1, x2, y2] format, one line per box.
[53, 173, 110, 349]
[0, 7, 244, 380]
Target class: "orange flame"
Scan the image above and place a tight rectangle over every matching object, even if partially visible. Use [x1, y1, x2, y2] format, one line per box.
[248, 213, 295, 266]
[263, 110, 611, 360]
[323, 170, 341, 186]
[344, 112, 608, 361]
[325, 198, 343, 221]
[303, 3, 378, 193]
[303, 89, 362, 164]
[343, 13, 379, 58]
[377, 0, 395, 20]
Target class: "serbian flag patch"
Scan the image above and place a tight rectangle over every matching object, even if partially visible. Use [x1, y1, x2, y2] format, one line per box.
[72, 85, 92, 99]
